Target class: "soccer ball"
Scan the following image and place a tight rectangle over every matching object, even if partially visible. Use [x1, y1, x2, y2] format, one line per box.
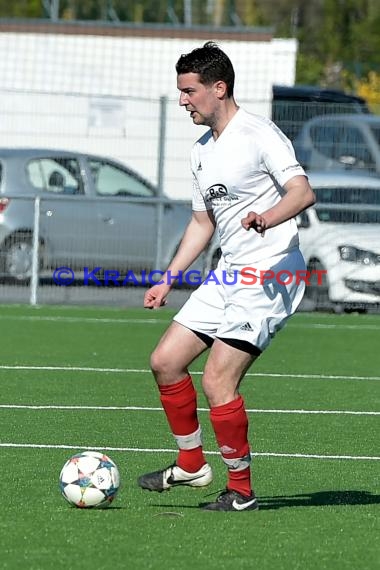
[59, 450, 120, 508]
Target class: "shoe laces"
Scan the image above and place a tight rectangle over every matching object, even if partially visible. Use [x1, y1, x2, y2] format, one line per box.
[165, 463, 178, 477]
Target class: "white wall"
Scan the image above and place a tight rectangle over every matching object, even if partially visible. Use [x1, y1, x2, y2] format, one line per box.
[0, 32, 297, 198]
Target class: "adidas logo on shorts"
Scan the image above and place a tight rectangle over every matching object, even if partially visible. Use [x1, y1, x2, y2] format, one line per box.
[240, 322, 253, 331]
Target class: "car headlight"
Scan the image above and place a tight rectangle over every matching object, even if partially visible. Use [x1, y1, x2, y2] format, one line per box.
[339, 245, 380, 265]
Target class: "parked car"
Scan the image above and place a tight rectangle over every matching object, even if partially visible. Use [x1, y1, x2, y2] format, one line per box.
[297, 171, 380, 310]
[293, 114, 380, 175]
[272, 85, 370, 142]
[0, 148, 202, 283]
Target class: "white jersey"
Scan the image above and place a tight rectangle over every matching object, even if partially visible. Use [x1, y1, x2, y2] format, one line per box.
[191, 108, 306, 266]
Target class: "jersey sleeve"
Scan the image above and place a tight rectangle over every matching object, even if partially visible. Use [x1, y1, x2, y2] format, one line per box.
[258, 122, 306, 186]
[191, 173, 209, 211]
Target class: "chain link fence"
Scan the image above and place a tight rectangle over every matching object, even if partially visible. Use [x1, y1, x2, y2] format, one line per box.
[0, 21, 379, 311]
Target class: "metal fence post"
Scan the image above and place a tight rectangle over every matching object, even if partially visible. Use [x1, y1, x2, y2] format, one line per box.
[30, 196, 40, 306]
[154, 95, 167, 272]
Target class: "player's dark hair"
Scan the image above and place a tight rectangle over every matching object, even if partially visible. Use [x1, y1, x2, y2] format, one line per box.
[176, 41, 235, 97]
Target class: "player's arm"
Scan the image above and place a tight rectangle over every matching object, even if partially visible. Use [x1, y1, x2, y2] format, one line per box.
[168, 209, 216, 272]
[241, 174, 315, 235]
[144, 209, 216, 309]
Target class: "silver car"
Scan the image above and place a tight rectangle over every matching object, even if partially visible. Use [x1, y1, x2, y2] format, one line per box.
[0, 148, 199, 283]
[293, 114, 380, 174]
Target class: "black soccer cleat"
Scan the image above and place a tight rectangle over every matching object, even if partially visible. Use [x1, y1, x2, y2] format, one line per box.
[200, 488, 259, 511]
[137, 462, 213, 492]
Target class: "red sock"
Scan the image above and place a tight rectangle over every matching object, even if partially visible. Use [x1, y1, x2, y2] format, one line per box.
[159, 375, 206, 473]
[210, 395, 252, 496]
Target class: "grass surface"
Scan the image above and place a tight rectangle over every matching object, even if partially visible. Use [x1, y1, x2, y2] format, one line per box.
[0, 304, 379, 569]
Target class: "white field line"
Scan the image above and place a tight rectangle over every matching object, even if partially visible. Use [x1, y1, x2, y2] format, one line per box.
[0, 404, 378, 416]
[289, 323, 380, 331]
[0, 364, 378, 381]
[0, 442, 378, 461]
[1, 314, 380, 331]
[0, 316, 163, 324]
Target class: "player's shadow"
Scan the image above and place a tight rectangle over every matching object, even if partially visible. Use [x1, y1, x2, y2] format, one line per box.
[258, 490, 380, 510]
[148, 489, 380, 511]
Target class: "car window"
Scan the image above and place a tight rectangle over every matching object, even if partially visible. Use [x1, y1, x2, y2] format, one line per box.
[89, 160, 154, 197]
[27, 158, 84, 195]
[310, 122, 375, 168]
[337, 127, 374, 168]
[310, 125, 341, 159]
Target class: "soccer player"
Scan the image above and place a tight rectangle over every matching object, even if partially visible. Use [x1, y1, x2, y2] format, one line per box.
[137, 41, 315, 511]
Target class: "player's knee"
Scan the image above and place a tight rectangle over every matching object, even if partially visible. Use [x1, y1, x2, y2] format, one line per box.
[149, 347, 167, 375]
[150, 345, 180, 379]
[202, 373, 235, 407]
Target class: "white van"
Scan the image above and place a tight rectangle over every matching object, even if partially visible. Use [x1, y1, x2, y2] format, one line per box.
[298, 171, 380, 310]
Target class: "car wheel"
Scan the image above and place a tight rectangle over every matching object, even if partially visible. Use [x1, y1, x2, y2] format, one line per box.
[304, 259, 330, 309]
[0, 234, 43, 284]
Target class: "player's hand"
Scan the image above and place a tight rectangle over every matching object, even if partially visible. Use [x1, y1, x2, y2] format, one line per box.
[144, 283, 170, 309]
[241, 211, 267, 236]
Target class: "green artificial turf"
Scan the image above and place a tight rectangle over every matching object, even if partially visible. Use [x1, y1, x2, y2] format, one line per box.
[0, 305, 379, 570]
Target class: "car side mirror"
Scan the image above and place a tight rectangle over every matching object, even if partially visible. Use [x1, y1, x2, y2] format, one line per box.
[296, 212, 310, 228]
[338, 155, 367, 169]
